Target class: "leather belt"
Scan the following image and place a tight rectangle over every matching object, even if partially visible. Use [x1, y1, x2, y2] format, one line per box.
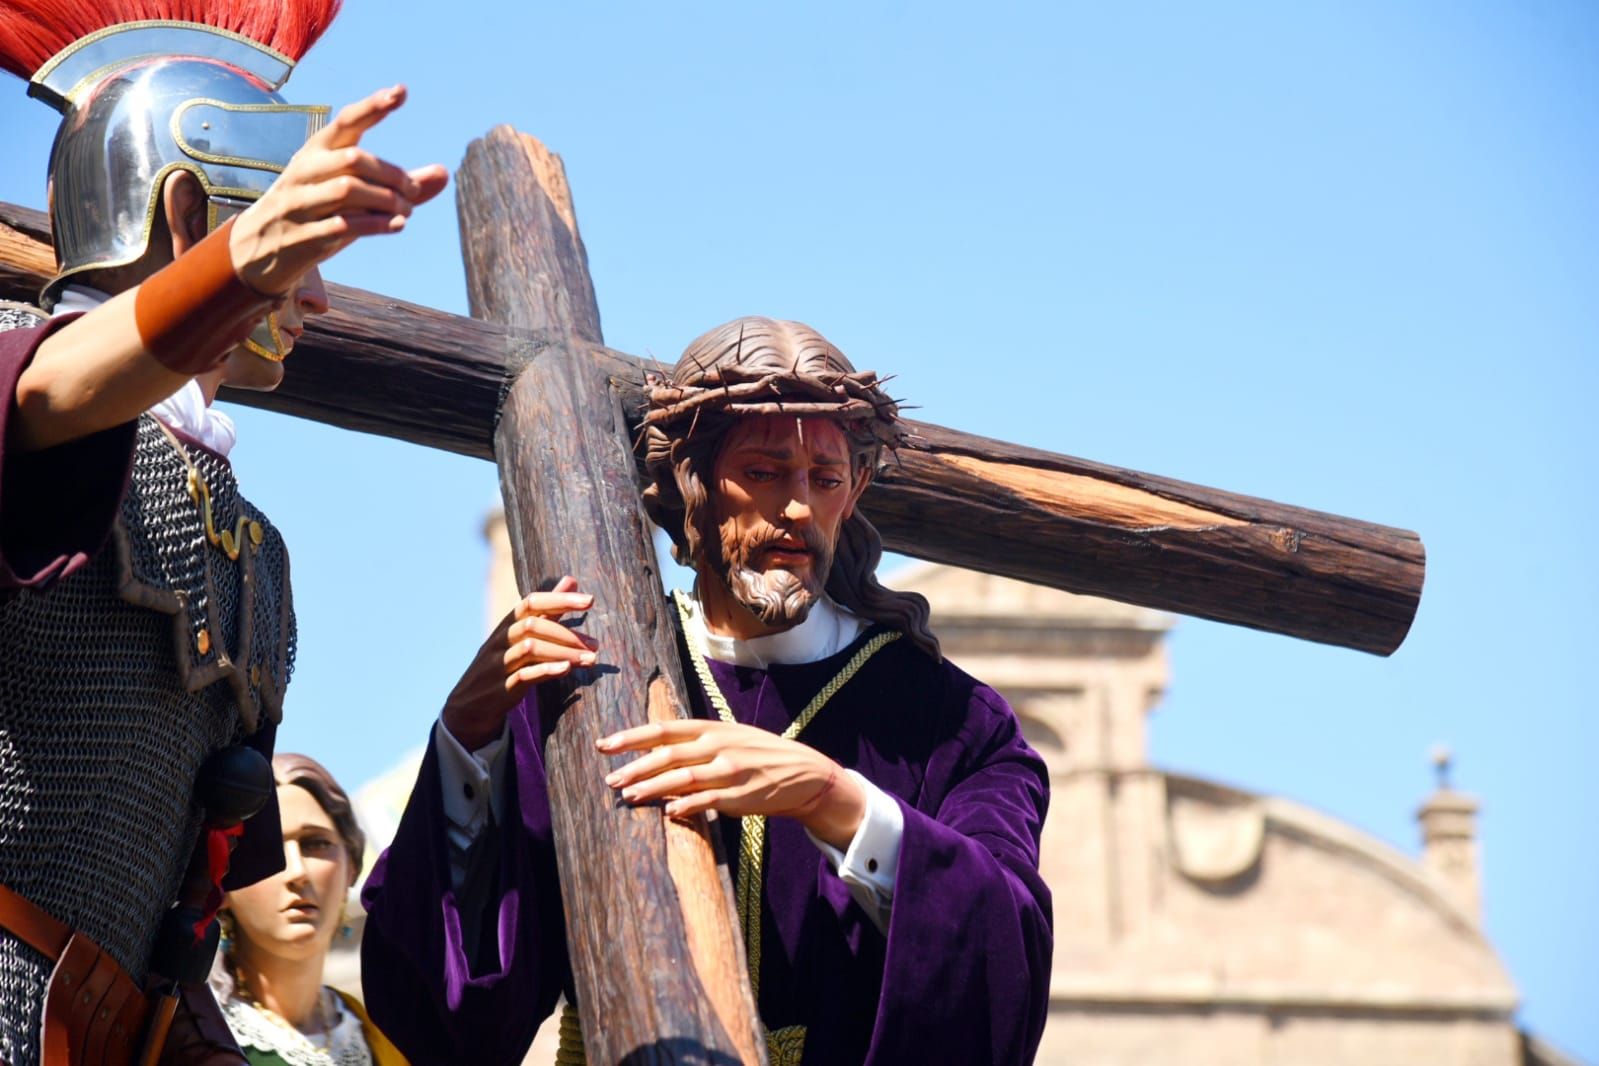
[0, 880, 150, 1066]
[0, 879, 72, 961]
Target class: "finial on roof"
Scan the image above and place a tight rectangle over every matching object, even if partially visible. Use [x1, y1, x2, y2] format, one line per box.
[1417, 744, 1481, 923]
[1430, 743, 1453, 791]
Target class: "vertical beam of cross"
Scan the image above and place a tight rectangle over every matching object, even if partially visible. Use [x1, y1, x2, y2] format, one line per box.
[457, 126, 765, 1064]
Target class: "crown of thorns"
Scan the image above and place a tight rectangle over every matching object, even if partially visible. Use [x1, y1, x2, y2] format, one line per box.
[642, 364, 908, 449]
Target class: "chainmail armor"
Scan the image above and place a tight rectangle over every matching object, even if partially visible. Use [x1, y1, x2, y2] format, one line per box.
[0, 305, 296, 1066]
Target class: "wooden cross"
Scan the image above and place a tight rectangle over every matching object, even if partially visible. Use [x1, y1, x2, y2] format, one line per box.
[0, 125, 1424, 1065]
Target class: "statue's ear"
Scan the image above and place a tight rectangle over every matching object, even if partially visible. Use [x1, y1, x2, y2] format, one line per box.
[160, 169, 210, 258]
[844, 463, 873, 520]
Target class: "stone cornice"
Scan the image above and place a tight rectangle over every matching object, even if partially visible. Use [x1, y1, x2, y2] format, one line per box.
[1048, 975, 1518, 1017]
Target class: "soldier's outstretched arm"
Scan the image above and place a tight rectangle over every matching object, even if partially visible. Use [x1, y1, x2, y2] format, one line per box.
[11, 85, 448, 452]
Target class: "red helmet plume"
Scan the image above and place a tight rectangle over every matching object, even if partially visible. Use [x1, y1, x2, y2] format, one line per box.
[0, 0, 342, 80]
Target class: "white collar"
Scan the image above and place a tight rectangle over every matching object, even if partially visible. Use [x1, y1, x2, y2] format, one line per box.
[50, 284, 110, 318]
[149, 379, 237, 457]
[681, 590, 866, 669]
[52, 283, 237, 457]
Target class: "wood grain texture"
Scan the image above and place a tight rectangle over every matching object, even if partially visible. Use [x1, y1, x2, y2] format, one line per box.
[876, 421, 1424, 652]
[461, 128, 764, 1064]
[457, 125, 603, 347]
[0, 196, 1425, 654]
[0, 203, 53, 302]
[650, 680, 765, 1066]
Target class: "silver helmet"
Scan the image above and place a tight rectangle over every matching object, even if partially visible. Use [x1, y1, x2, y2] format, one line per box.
[31, 21, 329, 357]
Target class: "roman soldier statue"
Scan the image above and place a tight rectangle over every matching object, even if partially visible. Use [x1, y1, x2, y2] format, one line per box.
[0, 2, 446, 1062]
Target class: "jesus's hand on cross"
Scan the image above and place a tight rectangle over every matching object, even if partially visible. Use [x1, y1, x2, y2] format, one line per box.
[440, 575, 597, 752]
[597, 720, 868, 850]
[229, 84, 451, 296]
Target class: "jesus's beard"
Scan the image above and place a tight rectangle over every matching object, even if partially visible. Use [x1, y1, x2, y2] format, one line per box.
[712, 524, 833, 630]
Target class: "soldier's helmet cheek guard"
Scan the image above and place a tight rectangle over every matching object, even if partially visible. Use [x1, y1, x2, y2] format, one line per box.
[32, 21, 330, 360]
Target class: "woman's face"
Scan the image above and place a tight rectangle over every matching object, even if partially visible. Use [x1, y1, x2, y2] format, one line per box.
[225, 784, 353, 965]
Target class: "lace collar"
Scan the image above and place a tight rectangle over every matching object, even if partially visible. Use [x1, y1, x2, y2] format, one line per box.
[220, 989, 373, 1066]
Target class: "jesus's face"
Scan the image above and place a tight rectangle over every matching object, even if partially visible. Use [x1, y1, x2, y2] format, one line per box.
[701, 415, 868, 636]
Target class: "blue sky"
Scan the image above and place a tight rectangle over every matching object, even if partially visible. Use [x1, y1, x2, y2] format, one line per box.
[2, 2, 1594, 1058]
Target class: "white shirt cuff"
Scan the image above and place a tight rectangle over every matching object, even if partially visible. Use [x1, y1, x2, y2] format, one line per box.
[433, 719, 510, 889]
[805, 770, 902, 933]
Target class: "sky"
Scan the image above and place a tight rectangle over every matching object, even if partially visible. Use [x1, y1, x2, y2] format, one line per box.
[2, 1, 1595, 1058]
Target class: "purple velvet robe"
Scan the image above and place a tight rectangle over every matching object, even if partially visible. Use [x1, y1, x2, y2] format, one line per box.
[0, 318, 284, 891]
[362, 624, 1053, 1064]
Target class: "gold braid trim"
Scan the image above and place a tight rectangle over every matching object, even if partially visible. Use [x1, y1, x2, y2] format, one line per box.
[673, 589, 900, 1001]
[555, 1002, 586, 1064]
[766, 1024, 808, 1066]
[556, 595, 895, 1064]
[154, 420, 263, 561]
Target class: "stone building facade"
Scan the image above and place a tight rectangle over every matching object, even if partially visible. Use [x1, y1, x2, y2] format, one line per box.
[334, 522, 1577, 1064]
[892, 562, 1569, 1066]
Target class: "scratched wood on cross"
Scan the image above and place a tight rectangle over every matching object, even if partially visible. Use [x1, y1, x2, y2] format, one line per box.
[459, 126, 764, 1063]
[0, 185, 1424, 659]
[0, 126, 1429, 1065]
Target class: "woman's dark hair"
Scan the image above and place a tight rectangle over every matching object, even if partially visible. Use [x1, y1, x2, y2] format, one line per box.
[273, 752, 365, 883]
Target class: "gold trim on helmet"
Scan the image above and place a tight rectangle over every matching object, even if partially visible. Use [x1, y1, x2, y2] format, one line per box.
[242, 314, 290, 363]
[172, 99, 331, 174]
[42, 161, 266, 299]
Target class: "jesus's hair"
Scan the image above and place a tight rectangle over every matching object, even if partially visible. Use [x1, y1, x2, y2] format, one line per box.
[640, 316, 939, 660]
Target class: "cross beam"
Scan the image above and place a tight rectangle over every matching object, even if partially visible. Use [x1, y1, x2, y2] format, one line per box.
[0, 125, 1429, 1063]
[0, 202, 1426, 656]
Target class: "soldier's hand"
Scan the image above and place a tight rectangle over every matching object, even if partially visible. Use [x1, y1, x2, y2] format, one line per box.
[440, 576, 597, 751]
[229, 84, 449, 296]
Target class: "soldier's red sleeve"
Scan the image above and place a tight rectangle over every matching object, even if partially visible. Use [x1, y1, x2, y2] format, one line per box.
[0, 313, 138, 591]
